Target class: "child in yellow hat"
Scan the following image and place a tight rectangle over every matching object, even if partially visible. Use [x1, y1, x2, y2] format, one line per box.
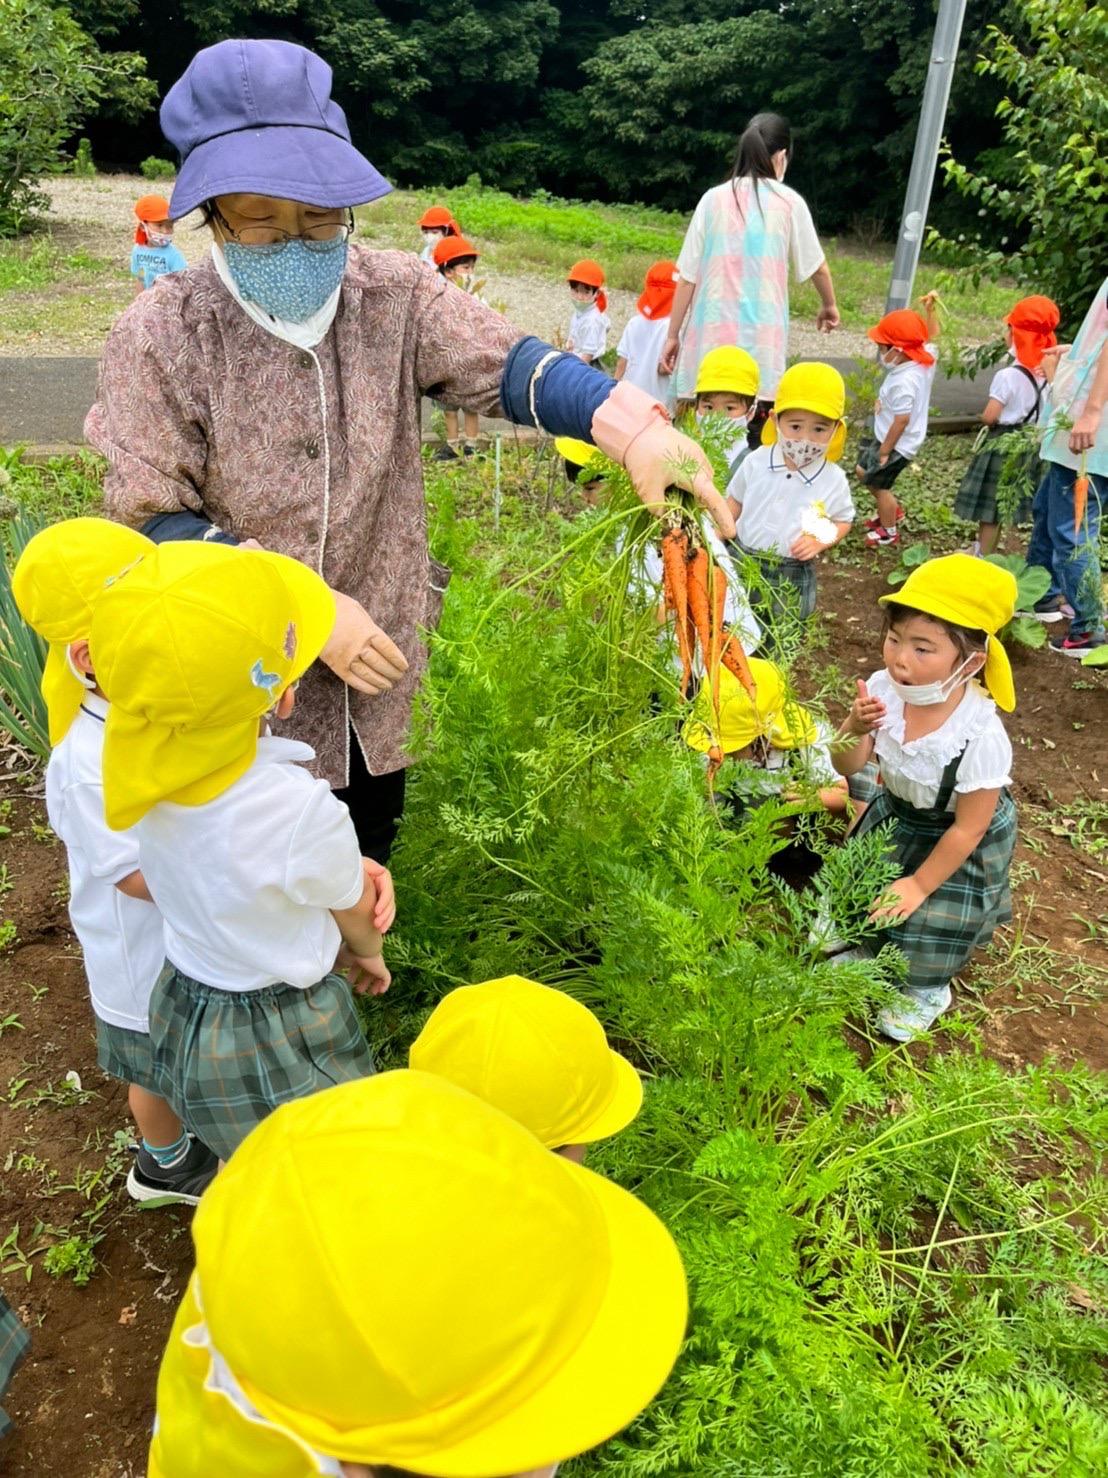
[409, 975, 643, 1160]
[830, 553, 1018, 1040]
[11, 518, 218, 1205]
[683, 657, 848, 816]
[148, 1071, 687, 1478]
[693, 345, 761, 495]
[730, 362, 854, 643]
[89, 542, 394, 1162]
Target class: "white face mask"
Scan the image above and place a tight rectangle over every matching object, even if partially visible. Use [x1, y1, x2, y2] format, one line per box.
[778, 434, 826, 471]
[145, 228, 173, 248]
[422, 229, 444, 244]
[886, 654, 980, 706]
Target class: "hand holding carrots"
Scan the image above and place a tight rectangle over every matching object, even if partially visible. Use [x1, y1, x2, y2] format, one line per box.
[623, 424, 736, 539]
[846, 679, 886, 737]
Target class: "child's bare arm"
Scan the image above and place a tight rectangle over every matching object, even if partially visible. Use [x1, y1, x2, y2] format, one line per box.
[872, 788, 999, 923]
[918, 290, 941, 340]
[115, 870, 154, 902]
[613, 356, 627, 381]
[833, 679, 884, 776]
[879, 413, 911, 461]
[981, 396, 1004, 427]
[331, 877, 389, 995]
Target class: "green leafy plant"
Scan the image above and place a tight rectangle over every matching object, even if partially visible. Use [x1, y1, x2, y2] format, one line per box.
[43, 1233, 96, 1287]
[139, 155, 176, 181]
[69, 137, 95, 177]
[884, 539, 932, 587]
[0, 504, 49, 758]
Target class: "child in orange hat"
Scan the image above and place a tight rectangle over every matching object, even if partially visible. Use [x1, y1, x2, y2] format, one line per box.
[431, 235, 485, 460]
[417, 203, 460, 263]
[566, 258, 610, 364]
[131, 194, 187, 295]
[855, 292, 941, 547]
[954, 295, 1060, 558]
[614, 260, 677, 409]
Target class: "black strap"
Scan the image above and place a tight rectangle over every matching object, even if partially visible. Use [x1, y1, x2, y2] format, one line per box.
[933, 745, 968, 812]
[1012, 364, 1043, 426]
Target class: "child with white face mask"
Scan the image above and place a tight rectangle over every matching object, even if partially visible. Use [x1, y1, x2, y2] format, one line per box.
[831, 554, 1019, 1041]
[417, 204, 460, 263]
[131, 194, 187, 295]
[693, 345, 760, 491]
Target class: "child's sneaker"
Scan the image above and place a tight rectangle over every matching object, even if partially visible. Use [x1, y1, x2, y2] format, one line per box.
[877, 985, 952, 1042]
[1049, 630, 1108, 658]
[1024, 594, 1074, 623]
[866, 526, 900, 548]
[863, 504, 904, 533]
[432, 442, 460, 462]
[126, 1138, 218, 1206]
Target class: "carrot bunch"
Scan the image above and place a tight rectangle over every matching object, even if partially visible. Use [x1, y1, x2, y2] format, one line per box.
[1073, 453, 1089, 537]
[659, 521, 756, 771]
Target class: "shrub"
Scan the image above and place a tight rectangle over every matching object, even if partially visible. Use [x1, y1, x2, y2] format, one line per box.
[139, 156, 176, 181]
[69, 137, 95, 177]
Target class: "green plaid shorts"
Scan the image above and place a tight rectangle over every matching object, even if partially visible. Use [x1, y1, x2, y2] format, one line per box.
[95, 1017, 159, 1093]
[854, 788, 1016, 989]
[148, 965, 376, 1162]
[0, 1292, 30, 1438]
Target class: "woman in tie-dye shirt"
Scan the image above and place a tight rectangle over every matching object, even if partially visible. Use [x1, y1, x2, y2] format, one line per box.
[660, 113, 840, 431]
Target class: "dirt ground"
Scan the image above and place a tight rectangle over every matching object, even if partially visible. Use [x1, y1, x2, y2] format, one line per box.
[0, 549, 1105, 1475]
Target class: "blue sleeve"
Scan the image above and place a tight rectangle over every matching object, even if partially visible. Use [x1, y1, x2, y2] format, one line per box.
[141, 512, 239, 546]
[500, 336, 617, 441]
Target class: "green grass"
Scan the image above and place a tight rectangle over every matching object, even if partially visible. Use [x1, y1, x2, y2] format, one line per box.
[0, 239, 111, 295]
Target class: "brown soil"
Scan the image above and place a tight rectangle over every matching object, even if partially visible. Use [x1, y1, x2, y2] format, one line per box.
[1, 557, 1106, 1476]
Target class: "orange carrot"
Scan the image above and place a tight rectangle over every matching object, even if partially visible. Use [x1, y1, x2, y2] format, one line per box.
[721, 634, 758, 701]
[1074, 456, 1089, 536]
[686, 546, 713, 674]
[708, 558, 727, 714]
[661, 528, 693, 694]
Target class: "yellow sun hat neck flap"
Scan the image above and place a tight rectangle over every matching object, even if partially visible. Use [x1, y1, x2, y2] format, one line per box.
[694, 345, 760, 399]
[151, 1071, 687, 1478]
[554, 436, 605, 470]
[879, 552, 1018, 711]
[684, 658, 819, 755]
[409, 975, 643, 1148]
[90, 542, 336, 830]
[761, 361, 848, 461]
[10, 518, 154, 746]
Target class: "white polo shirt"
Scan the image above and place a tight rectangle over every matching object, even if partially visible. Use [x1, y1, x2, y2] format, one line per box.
[567, 303, 609, 360]
[731, 445, 855, 557]
[987, 362, 1044, 426]
[874, 344, 938, 457]
[616, 312, 673, 407]
[44, 695, 165, 1032]
[134, 737, 364, 993]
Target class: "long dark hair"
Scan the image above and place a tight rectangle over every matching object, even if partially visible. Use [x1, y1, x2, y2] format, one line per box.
[728, 112, 792, 217]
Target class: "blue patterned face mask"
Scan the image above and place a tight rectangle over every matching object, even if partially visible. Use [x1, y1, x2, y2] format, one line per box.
[221, 237, 348, 322]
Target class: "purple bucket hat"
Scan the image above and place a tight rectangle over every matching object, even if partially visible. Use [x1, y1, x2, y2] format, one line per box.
[161, 38, 392, 219]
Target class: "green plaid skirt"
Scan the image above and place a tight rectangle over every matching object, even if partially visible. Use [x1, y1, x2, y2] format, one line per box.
[0, 1292, 30, 1438]
[854, 786, 1016, 989]
[856, 436, 911, 490]
[148, 965, 376, 1162]
[734, 541, 817, 649]
[954, 438, 1034, 525]
[95, 1017, 159, 1092]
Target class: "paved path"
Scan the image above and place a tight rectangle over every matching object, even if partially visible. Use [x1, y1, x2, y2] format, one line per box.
[0, 355, 994, 452]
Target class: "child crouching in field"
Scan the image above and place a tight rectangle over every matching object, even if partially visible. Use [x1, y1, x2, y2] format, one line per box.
[12, 519, 217, 1205]
[729, 362, 854, 642]
[954, 295, 1060, 556]
[148, 1072, 686, 1477]
[684, 658, 848, 816]
[89, 542, 394, 1162]
[856, 293, 941, 547]
[566, 258, 609, 364]
[410, 974, 642, 1162]
[432, 233, 485, 459]
[615, 260, 678, 409]
[831, 554, 1018, 1041]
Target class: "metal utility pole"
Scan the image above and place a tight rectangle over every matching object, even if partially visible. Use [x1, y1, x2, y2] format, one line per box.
[885, 0, 968, 311]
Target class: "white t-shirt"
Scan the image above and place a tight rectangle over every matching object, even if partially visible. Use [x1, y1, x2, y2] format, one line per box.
[867, 670, 1013, 811]
[567, 303, 609, 360]
[44, 696, 165, 1032]
[874, 345, 938, 457]
[987, 362, 1044, 426]
[134, 737, 364, 993]
[731, 445, 855, 557]
[616, 312, 673, 407]
[630, 525, 763, 667]
[675, 181, 824, 287]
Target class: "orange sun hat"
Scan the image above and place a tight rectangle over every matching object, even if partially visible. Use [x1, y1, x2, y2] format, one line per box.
[134, 194, 171, 245]
[419, 204, 460, 235]
[567, 258, 607, 314]
[432, 234, 478, 270]
[867, 308, 935, 366]
[638, 260, 677, 320]
[1004, 295, 1060, 370]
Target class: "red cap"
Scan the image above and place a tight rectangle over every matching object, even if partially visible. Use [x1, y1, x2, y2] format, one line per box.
[567, 259, 607, 313]
[433, 234, 478, 269]
[637, 260, 677, 321]
[419, 205, 460, 233]
[1004, 295, 1060, 370]
[867, 309, 934, 366]
[134, 194, 171, 223]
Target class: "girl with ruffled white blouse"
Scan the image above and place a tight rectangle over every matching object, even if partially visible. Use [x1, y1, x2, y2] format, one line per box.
[831, 555, 1019, 1042]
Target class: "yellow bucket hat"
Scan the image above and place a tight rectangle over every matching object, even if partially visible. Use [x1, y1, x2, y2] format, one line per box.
[409, 975, 643, 1148]
[694, 345, 760, 399]
[879, 553, 1018, 711]
[10, 518, 153, 745]
[150, 1071, 687, 1478]
[90, 542, 335, 830]
[684, 658, 819, 755]
[762, 361, 848, 461]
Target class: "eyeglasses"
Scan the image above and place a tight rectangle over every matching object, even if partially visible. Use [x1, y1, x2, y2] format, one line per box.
[211, 204, 355, 255]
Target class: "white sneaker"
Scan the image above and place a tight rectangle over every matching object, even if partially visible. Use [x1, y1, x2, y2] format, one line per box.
[877, 986, 952, 1041]
[809, 898, 849, 955]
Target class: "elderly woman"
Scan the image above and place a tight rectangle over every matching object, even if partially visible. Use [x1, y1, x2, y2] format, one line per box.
[87, 39, 731, 860]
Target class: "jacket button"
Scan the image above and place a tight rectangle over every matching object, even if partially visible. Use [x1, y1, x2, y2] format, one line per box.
[298, 351, 313, 369]
[305, 439, 320, 459]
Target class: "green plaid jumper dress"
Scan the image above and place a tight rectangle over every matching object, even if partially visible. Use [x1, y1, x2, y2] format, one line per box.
[853, 749, 1016, 989]
[0, 1291, 30, 1437]
[954, 366, 1042, 526]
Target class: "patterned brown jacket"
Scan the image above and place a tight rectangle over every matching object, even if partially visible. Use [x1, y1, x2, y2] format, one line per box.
[86, 245, 519, 785]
